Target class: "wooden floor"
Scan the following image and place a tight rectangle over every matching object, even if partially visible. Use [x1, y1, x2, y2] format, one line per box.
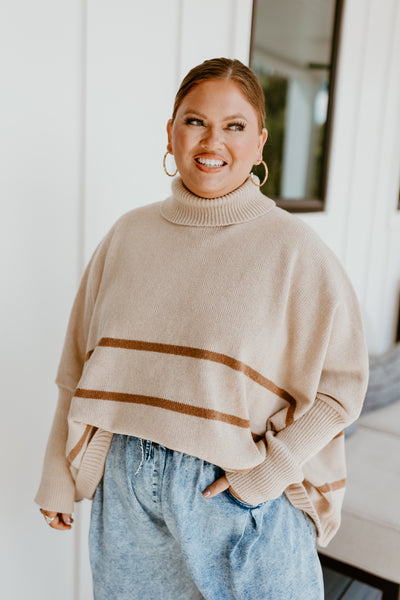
[323, 566, 383, 600]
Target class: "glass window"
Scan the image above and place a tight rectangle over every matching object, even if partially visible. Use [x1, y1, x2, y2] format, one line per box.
[250, 0, 344, 212]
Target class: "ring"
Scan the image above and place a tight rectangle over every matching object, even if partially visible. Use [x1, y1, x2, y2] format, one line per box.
[40, 509, 56, 525]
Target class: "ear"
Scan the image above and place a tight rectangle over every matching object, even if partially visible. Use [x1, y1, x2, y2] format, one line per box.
[166, 119, 173, 154]
[256, 128, 268, 163]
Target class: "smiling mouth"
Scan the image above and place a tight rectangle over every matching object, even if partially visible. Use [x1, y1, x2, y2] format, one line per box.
[195, 157, 227, 168]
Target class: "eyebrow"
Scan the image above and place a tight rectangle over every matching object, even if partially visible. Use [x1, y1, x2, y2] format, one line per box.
[182, 110, 248, 122]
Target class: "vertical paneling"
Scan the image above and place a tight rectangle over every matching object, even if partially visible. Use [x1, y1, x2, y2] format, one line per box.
[178, 0, 253, 82]
[84, 0, 181, 261]
[341, 0, 398, 301]
[80, 3, 182, 595]
[300, 0, 370, 265]
[179, 0, 233, 79]
[83, 0, 254, 259]
[0, 1, 82, 598]
[231, 0, 253, 61]
[364, 0, 400, 352]
[300, 0, 400, 352]
[76, 499, 94, 599]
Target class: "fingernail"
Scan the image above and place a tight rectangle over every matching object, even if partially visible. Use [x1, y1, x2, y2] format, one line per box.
[66, 517, 72, 524]
[202, 490, 211, 498]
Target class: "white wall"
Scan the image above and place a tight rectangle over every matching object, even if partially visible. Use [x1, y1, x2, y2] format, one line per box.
[83, 0, 253, 260]
[299, 0, 400, 353]
[0, 1, 82, 598]
[1, 0, 399, 598]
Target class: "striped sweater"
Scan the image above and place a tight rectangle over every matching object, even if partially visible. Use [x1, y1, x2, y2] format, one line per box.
[35, 176, 368, 546]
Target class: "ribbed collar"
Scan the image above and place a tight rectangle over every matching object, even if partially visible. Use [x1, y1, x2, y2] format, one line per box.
[160, 176, 275, 227]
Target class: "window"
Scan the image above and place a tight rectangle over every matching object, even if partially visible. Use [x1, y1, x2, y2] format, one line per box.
[250, 0, 344, 212]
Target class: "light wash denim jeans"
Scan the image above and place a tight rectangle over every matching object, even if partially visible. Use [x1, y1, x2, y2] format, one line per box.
[89, 434, 324, 600]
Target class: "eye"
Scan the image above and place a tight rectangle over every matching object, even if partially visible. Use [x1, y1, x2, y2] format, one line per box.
[185, 118, 204, 126]
[227, 122, 246, 132]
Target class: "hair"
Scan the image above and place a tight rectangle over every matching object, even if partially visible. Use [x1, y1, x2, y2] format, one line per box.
[171, 57, 266, 133]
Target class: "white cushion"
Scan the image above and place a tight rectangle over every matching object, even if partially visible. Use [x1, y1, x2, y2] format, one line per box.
[358, 401, 400, 437]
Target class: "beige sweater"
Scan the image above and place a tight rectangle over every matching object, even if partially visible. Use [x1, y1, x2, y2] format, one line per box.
[35, 176, 368, 546]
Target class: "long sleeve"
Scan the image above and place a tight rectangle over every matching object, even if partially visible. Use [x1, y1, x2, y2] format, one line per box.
[34, 388, 76, 513]
[226, 274, 369, 506]
[34, 226, 116, 512]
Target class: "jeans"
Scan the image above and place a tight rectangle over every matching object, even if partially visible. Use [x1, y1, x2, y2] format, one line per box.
[89, 434, 324, 599]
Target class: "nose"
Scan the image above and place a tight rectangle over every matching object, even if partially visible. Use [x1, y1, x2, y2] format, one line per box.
[200, 125, 224, 149]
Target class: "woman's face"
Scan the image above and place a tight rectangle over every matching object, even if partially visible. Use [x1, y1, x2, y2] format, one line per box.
[167, 79, 268, 198]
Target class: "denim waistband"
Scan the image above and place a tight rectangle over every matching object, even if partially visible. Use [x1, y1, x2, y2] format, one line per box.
[133, 437, 168, 475]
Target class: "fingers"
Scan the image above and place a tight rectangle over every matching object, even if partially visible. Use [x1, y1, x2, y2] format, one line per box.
[52, 516, 71, 530]
[202, 475, 229, 499]
[202, 476, 245, 502]
[40, 509, 73, 531]
[49, 513, 73, 531]
[61, 513, 74, 528]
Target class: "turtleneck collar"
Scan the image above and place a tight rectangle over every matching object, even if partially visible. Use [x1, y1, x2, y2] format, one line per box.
[160, 176, 275, 227]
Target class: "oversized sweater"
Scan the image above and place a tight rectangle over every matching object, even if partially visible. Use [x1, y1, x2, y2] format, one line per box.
[35, 176, 369, 546]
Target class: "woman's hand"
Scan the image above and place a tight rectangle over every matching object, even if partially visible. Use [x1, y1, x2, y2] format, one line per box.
[202, 474, 230, 499]
[202, 467, 253, 501]
[40, 508, 73, 531]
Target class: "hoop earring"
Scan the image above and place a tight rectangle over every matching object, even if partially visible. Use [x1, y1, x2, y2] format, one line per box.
[163, 151, 178, 177]
[250, 160, 268, 187]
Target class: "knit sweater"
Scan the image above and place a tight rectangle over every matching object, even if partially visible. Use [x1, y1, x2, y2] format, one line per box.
[35, 176, 369, 546]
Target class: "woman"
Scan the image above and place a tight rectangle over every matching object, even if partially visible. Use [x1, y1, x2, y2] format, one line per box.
[36, 58, 368, 599]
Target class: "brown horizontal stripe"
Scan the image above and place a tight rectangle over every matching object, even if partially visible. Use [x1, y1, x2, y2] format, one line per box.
[90, 337, 297, 424]
[315, 478, 346, 494]
[333, 431, 344, 440]
[67, 424, 92, 466]
[75, 388, 250, 429]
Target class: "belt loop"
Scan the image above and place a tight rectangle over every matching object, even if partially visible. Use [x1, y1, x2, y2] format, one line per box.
[144, 440, 152, 460]
[134, 438, 145, 475]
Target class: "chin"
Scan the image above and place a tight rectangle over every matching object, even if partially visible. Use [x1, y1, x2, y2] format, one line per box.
[201, 180, 247, 198]
[196, 186, 229, 199]
[187, 178, 235, 199]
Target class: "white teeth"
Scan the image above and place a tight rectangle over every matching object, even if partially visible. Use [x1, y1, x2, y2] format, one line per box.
[197, 157, 224, 167]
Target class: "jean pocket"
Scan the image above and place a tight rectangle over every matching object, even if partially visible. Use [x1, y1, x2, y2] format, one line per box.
[224, 488, 268, 510]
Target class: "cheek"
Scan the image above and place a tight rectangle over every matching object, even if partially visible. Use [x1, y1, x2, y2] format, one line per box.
[171, 127, 194, 157]
[231, 137, 259, 162]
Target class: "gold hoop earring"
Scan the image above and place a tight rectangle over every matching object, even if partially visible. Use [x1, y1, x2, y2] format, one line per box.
[250, 160, 268, 187]
[163, 151, 178, 177]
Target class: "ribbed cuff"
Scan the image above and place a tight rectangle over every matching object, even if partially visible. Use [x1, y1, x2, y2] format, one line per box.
[34, 387, 76, 514]
[75, 430, 113, 500]
[34, 474, 76, 514]
[277, 397, 346, 464]
[226, 431, 303, 505]
[226, 398, 347, 506]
